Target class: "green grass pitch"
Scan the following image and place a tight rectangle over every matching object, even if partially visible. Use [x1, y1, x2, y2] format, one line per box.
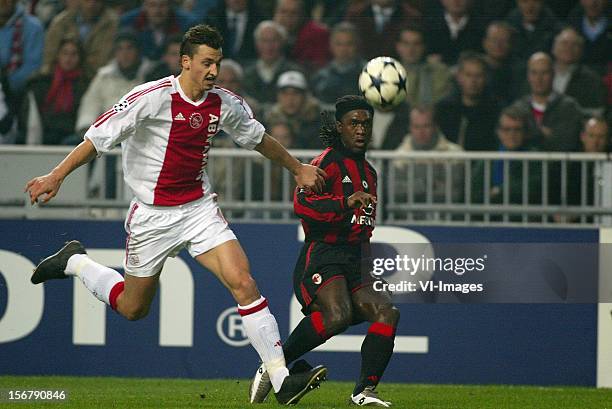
[1, 376, 611, 408]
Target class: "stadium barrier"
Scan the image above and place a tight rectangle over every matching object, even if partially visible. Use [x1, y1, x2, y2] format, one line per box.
[0, 220, 610, 387]
[1, 146, 611, 226]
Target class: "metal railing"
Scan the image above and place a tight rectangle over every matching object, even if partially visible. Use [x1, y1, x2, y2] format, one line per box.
[1, 146, 611, 226]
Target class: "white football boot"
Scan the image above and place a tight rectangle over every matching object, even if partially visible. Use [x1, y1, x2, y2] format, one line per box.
[349, 386, 392, 407]
[248, 363, 272, 403]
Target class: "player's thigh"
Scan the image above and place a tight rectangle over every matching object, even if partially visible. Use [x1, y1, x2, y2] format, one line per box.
[194, 239, 255, 292]
[123, 201, 182, 278]
[310, 275, 354, 331]
[351, 284, 399, 325]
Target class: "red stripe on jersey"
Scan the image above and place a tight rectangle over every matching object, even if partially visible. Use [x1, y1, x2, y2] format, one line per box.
[238, 298, 269, 316]
[305, 242, 315, 269]
[344, 158, 363, 244]
[126, 79, 172, 102]
[127, 81, 172, 103]
[124, 202, 139, 266]
[93, 109, 117, 128]
[93, 82, 172, 128]
[214, 86, 253, 118]
[153, 92, 222, 206]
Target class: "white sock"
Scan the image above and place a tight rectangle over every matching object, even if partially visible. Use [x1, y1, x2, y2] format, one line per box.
[238, 296, 290, 392]
[66, 254, 124, 306]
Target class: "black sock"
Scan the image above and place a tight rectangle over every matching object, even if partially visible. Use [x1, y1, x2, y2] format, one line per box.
[353, 322, 396, 395]
[282, 311, 328, 365]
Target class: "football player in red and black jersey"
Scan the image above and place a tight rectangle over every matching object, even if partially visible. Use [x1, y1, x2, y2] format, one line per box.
[250, 96, 399, 407]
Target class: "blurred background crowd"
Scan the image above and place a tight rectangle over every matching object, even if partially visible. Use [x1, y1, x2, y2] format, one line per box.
[0, 0, 610, 173]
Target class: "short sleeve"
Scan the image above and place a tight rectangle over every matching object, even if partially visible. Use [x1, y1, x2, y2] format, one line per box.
[84, 87, 151, 156]
[219, 92, 265, 150]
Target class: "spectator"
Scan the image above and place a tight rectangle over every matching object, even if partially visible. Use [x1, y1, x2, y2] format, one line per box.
[184, 0, 223, 21]
[393, 105, 464, 209]
[395, 26, 453, 106]
[562, 116, 609, 222]
[27, 0, 65, 28]
[75, 30, 153, 135]
[580, 115, 609, 153]
[424, 0, 484, 66]
[511, 52, 584, 151]
[472, 106, 542, 218]
[273, 0, 330, 70]
[264, 70, 321, 149]
[370, 101, 411, 150]
[120, 0, 197, 61]
[435, 52, 500, 151]
[312, 22, 364, 106]
[76, 30, 153, 198]
[567, 0, 610, 75]
[216, 58, 262, 127]
[242, 20, 302, 106]
[204, 0, 263, 63]
[254, 120, 297, 204]
[552, 27, 606, 116]
[44, 0, 118, 79]
[21, 36, 88, 145]
[482, 21, 518, 105]
[346, 0, 422, 61]
[0, 70, 16, 143]
[0, 0, 44, 93]
[506, 0, 562, 66]
[145, 34, 182, 81]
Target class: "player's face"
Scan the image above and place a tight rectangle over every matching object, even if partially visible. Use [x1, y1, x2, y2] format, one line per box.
[183, 44, 223, 91]
[337, 110, 373, 154]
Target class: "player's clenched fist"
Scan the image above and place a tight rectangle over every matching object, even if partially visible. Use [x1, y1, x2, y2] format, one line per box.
[347, 191, 377, 209]
[25, 173, 63, 205]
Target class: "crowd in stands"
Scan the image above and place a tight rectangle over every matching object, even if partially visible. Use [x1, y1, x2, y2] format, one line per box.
[0, 0, 610, 213]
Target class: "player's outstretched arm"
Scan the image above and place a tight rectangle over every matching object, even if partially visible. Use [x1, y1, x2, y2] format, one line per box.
[24, 139, 98, 205]
[254, 133, 327, 192]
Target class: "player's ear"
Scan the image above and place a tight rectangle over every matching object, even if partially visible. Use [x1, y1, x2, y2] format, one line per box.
[335, 120, 342, 134]
[181, 54, 190, 70]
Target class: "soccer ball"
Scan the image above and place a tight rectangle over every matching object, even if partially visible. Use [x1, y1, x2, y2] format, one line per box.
[358, 56, 408, 110]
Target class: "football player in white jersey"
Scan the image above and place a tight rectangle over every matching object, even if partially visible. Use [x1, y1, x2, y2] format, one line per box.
[25, 24, 327, 405]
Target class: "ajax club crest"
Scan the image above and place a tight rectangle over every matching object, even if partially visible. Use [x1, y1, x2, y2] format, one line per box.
[189, 112, 204, 129]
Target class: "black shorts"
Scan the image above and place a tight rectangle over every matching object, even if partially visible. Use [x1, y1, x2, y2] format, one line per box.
[293, 241, 375, 313]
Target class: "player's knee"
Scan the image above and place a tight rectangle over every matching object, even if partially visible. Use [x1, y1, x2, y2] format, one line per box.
[377, 305, 400, 326]
[231, 274, 257, 293]
[122, 304, 150, 321]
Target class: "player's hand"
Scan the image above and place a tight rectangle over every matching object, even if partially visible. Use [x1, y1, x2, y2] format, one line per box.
[295, 164, 327, 193]
[24, 172, 63, 205]
[347, 191, 377, 209]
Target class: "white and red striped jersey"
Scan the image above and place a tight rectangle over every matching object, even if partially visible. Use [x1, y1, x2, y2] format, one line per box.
[84, 75, 265, 206]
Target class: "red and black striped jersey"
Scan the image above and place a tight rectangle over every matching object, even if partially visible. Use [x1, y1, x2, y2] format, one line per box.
[294, 146, 377, 244]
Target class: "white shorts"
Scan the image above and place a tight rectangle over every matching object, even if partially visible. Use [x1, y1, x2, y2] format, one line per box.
[123, 194, 236, 277]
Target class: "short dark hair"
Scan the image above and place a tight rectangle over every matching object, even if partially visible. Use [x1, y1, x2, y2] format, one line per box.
[457, 51, 488, 72]
[498, 105, 528, 132]
[180, 24, 223, 58]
